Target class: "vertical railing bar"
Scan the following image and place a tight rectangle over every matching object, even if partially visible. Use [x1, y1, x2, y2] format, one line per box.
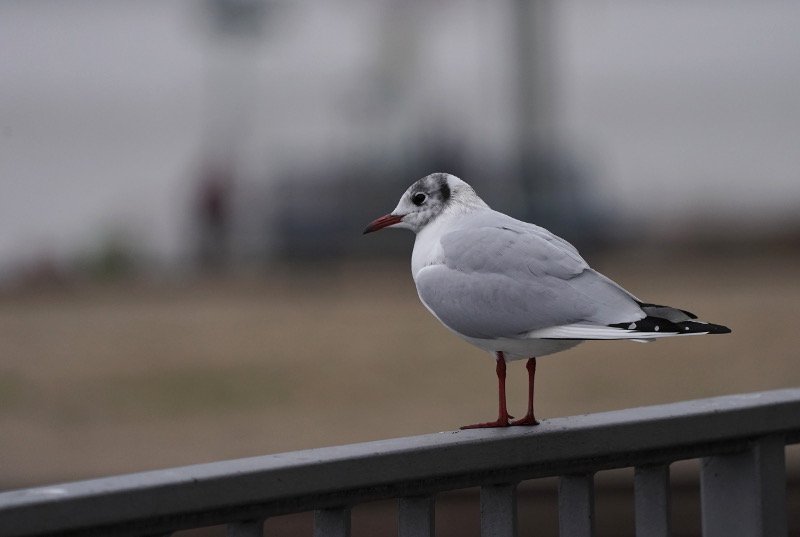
[314, 507, 351, 537]
[700, 435, 787, 537]
[634, 465, 670, 537]
[480, 483, 518, 537]
[398, 495, 435, 537]
[755, 437, 789, 537]
[559, 473, 595, 537]
[227, 518, 265, 536]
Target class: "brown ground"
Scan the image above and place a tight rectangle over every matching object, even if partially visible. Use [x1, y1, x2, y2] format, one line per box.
[1, 248, 798, 534]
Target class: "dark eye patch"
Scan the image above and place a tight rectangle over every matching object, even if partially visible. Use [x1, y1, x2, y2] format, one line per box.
[411, 192, 427, 206]
[439, 182, 450, 201]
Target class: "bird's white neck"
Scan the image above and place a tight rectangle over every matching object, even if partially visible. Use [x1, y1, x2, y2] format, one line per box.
[410, 200, 488, 279]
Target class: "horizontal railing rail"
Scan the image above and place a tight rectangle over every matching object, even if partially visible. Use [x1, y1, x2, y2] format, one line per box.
[1, 388, 799, 537]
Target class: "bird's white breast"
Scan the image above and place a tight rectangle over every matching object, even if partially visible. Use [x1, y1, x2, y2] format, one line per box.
[410, 215, 451, 279]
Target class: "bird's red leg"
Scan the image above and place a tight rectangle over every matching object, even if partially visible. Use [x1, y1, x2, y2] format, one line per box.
[461, 352, 511, 429]
[511, 357, 539, 426]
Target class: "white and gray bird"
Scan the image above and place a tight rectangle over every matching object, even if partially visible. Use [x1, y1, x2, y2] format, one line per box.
[364, 173, 730, 429]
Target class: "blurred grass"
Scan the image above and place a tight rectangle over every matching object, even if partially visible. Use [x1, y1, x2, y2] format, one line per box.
[103, 365, 291, 416]
[10, 364, 293, 425]
[0, 248, 799, 489]
[0, 370, 27, 410]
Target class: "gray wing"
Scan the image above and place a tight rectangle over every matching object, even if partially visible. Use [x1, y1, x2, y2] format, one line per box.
[415, 219, 644, 339]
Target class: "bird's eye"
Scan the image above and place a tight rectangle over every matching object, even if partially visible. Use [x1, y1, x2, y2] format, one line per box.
[411, 192, 427, 206]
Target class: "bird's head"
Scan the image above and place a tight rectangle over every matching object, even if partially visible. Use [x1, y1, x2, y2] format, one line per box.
[363, 173, 480, 234]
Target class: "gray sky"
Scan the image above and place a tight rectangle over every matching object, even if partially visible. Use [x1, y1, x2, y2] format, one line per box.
[1, 0, 799, 274]
[558, 1, 800, 227]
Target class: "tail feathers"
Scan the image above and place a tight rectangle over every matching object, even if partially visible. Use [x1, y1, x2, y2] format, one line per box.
[609, 316, 731, 335]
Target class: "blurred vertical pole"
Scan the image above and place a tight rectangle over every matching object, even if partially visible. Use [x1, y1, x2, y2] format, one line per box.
[196, 0, 269, 269]
[373, 2, 424, 168]
[513, 0, 559, 224]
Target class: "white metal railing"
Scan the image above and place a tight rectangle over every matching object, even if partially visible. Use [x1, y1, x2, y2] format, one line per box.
[1, 388, 798, 537]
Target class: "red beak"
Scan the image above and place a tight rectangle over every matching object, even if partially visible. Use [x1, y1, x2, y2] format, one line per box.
[363, 213, 404, 234]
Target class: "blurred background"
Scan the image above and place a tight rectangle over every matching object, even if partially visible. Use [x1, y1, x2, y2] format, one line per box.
[1, 0, 799, 535]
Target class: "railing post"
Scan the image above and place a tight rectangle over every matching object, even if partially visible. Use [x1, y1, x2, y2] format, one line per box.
[559, 473, 595, 537]
[634, 465, 670, 537]
[398, 495, 435, 537]
[314, 507, 351, 537]
[700, 436, 787, 537]
[227, 519, 264, 536]
[480, 483, 518, 537]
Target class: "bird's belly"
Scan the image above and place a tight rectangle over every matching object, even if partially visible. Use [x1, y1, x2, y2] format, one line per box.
[459, 334, 583, 360]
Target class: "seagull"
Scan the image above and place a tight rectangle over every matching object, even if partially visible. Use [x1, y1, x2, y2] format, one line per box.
[364, 173, 731, 429]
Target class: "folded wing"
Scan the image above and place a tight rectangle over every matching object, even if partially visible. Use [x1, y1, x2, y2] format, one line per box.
[414, 214, 646, 340]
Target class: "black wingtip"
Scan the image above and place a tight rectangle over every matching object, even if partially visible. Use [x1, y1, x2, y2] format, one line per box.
[704, 323, 732, 335]
[637, 301, 699, 320]
[610, 317, 731, 335]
